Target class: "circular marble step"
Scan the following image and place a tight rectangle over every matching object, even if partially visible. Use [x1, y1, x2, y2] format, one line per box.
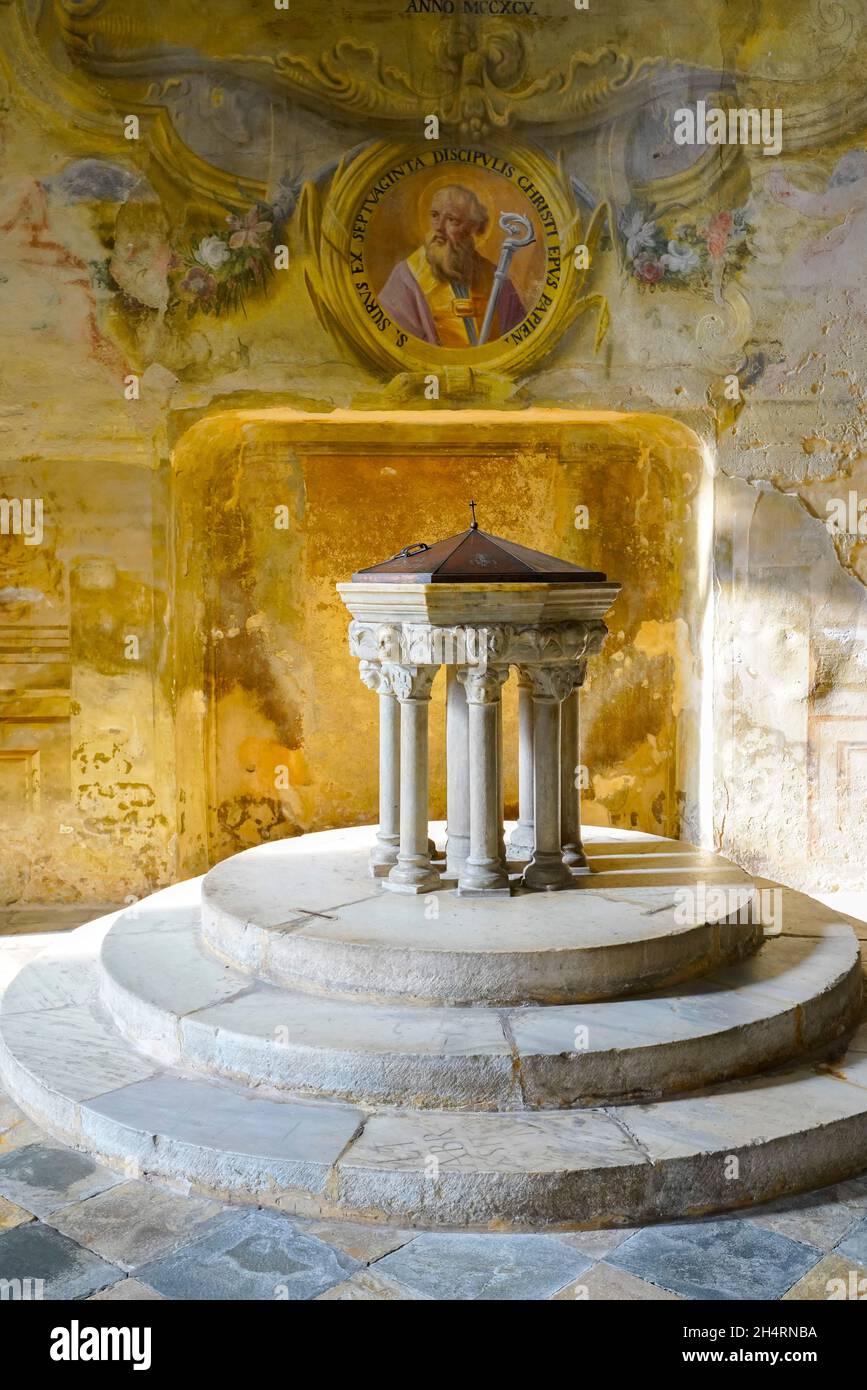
[1, 917, 866, 1229]
[200, 826, 762, 1005]
[96, 899, 863, 1110]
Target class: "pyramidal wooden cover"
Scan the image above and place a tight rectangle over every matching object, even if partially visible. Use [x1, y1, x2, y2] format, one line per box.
[352, 527, 608, 585]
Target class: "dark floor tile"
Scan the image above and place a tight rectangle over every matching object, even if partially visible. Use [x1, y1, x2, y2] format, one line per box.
[610, 1219, 821, 1300]
[135, 1208, 359, 1301]
[0, 1221, 120, 1300]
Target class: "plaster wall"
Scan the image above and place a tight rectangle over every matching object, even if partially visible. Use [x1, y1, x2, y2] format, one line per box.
[1, 0, 865, 899]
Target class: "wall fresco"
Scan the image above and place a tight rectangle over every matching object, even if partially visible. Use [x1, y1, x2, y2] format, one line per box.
[1, 0, 866, 901]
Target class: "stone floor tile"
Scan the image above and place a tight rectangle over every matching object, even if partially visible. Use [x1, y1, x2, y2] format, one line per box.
[0, 1116, 46, 1153]
[747, 1181, 867, 1251]
[0, 1221, 120, 1300]
[375, 1233, 592, 1301]
[0, 905, 116, 936]
[0, 1143, 123, 1218]
[783, 1252, 867, 1300]
[315, 1268, 429, 1300]
[299, 1217, 416, 1264]
[552, 1261, 683, 1300]
[555, 1227, 638, 1260]
[48, 1180, 234, 1270]
[89, 1278, 166, 1301]
[609, 1219, 820, 1300]
[836, 1213, 867, 1266]
[0, 1193, 33, 1229]
[136, 1207, 359, 1301]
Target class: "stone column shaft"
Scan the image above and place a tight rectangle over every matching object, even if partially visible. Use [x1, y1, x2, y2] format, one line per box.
[457, 667, 510, 896]
[446, 666, 470, 875]
[384, 665, 440, 895]
[508, 672, 535, 859]
[359, 661, 400, 876]
[560, 684, 588, 869]
[521, 665, 576, 892]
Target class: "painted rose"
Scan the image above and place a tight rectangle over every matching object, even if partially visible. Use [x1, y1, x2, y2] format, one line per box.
[704, 212, 733, 259]
[180, 266, 216, 298]
[194, 235, 231, 270]
[660, 240, 700, 274]
[227, 207, 273, 251]
[633, 251, 664, 284]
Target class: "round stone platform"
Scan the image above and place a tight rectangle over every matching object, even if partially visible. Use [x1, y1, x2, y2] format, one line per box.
[200, 827, 761, 1005]
[0, 825, 865, 1230]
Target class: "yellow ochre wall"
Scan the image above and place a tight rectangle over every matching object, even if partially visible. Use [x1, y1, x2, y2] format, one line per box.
[1, 1, 866, 903]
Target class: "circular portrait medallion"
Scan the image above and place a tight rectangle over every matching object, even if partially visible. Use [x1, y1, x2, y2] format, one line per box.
[312, 140, 602, 378]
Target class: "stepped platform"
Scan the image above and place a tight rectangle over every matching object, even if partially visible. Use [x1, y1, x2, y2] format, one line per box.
[0, 826, 864, 1230]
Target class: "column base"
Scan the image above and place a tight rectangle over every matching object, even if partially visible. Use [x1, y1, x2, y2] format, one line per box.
[507, 824, 535, 860]
[382, 860, 441, 895]
[457, 859, 511, 896]
[522, 853, 574, 891]
[456, 884, 512, 898]
[562, 843, 589, 870]
[369, 841, 400, 878]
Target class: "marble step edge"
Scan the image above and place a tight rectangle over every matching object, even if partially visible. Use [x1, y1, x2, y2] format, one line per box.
[2, 953, 867, 1228]
[18, 900, 859, 1112]
[200, 893, 764, 1008]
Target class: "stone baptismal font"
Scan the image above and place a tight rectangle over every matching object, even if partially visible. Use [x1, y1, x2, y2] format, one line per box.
[338, 506, 620, 896]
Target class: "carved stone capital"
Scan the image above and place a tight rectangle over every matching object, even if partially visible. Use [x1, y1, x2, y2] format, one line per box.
[519, 663, 580, 703]
[390, 664, 438, 702]
[358, 659, 404, 696]
[457, 666, 509, 705]
[572, 657, 589, 690]
[349, 619, 609, 669]
[358, 658, 384, 694]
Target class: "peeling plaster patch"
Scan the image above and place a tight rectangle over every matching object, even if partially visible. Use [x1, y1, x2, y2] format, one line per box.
[634, 618, 696, 717]
[0, 587, 43, 605]
[590, 772, 638, 822]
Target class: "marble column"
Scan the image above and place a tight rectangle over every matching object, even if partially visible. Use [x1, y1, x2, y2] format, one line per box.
[507, 671, 535, 859]
[359, 660, 400, 877]
[560, 675, 588, 869]
[445, 666, 470, 876]
[457, 666, 510, 895]
[383, 664, 440, 895]
[521, 665, 575, 891]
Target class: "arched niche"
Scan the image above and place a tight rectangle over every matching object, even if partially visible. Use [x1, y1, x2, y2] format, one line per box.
[170, 408, 711, 875]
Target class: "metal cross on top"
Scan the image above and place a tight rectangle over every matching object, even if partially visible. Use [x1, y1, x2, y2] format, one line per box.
[469, 500, 478, 530]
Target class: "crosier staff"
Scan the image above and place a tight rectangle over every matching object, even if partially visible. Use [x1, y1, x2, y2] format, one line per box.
[477, 211, 535, 346]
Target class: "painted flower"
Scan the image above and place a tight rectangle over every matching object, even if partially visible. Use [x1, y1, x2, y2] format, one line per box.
[180, 266, 216, 298]
[703, 211, 734, 259]
[660, 239, 700, 274]
[624, 210, 657, 260]
[194, 235, 231, 270]
[632, 251, 664, 284]
[227, 207, 273, 250]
